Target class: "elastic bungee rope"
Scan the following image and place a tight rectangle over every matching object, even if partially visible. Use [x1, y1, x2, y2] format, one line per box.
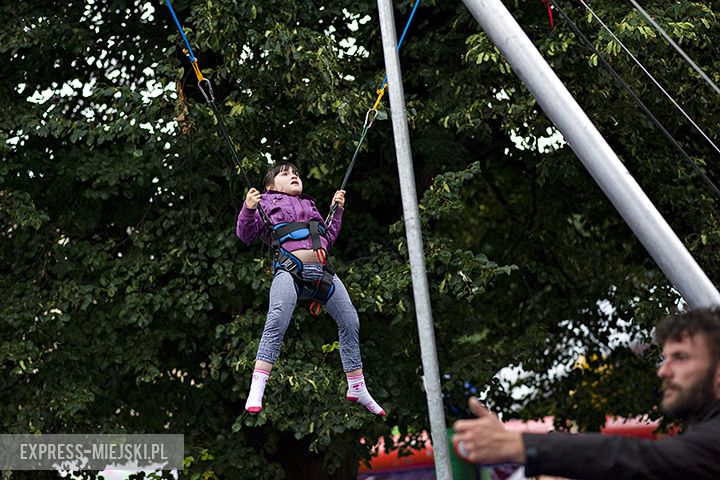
[165, 0, 273, 229]
[326, 0, 422, 227]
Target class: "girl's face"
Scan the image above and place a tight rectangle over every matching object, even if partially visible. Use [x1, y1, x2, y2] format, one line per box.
[270, 167, 303, 196]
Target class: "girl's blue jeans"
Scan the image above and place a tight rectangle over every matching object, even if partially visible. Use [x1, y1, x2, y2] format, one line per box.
[255, 264, 363, 372]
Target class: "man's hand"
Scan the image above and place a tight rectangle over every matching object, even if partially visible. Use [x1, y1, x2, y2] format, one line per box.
[245, 188, 261, 209]
[332, 190, 346, 208]
[451, 397, 526, 464]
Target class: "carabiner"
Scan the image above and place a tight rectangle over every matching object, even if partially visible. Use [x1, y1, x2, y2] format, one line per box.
[198, 77, 215, 103]
[364, 108, 379, 129]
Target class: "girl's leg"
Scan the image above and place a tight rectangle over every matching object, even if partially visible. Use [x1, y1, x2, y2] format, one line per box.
[323, 275, 385, 416]
[255, 360, 273, 371]
[322, 275, 362, 372]
[246, 271, 298, 413]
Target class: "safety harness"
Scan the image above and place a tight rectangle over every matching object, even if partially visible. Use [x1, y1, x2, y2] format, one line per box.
[270, 221, 336, 316]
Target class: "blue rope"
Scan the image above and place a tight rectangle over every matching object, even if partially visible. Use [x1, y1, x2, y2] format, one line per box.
[397, 0, 421, 51]
[378, 0, 421, 89]
[165, 0, 197, 62]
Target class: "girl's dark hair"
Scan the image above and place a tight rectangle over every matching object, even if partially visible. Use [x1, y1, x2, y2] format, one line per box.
[656, 308, 720, 363]
[263, 162, 300, 190]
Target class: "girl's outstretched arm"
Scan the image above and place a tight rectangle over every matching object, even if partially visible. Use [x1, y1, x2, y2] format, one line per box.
[236, 188, 265, 244]
[325, 190, 345, 246]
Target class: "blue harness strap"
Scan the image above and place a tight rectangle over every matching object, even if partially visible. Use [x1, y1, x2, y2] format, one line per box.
[271, 221, 326, 247]
[269, 221, 335, 307]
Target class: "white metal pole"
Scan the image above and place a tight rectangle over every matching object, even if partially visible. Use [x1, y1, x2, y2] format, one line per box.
[376, 1, 453, 478]
[461, 0, 720, 307]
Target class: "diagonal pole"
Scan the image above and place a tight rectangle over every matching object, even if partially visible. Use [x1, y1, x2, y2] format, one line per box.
[461, 0, 720, 308]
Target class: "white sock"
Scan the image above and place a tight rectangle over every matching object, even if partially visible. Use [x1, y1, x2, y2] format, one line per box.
[346, 373, 385, 416]
[245, 369, 270, 413]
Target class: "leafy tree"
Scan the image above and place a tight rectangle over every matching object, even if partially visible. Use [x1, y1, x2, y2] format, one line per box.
[1, 0, 718, 479]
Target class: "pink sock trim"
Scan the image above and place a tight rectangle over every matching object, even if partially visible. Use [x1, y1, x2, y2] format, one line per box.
[346, 373, 364, 380]
[254, 369, 270, 375]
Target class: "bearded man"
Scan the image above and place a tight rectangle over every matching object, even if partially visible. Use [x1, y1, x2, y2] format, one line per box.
[452, 308, 720, 480]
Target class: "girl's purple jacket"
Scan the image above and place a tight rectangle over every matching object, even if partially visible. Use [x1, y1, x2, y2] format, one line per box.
[236, 190, 344, 252]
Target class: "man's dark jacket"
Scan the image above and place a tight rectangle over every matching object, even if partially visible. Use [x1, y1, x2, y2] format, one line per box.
[523, 400, 720, 479]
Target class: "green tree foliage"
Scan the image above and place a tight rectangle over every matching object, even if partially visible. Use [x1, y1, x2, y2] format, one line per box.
[1, 0, 718, 478]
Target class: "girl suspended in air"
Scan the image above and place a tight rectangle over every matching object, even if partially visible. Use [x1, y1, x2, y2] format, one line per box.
[236, 162, 385, 416]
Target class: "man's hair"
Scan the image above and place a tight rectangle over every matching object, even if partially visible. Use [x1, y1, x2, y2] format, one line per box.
[656, 308, 720, 362]
[263, 162, 300, 190]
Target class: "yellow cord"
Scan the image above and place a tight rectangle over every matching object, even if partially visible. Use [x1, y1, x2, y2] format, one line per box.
[191, 60, 204, 82]
[183, 48, 204, 82]
[372, 84, 387, 111]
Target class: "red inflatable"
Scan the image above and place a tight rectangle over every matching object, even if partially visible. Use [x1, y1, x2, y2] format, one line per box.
[359, 415, 662, 476]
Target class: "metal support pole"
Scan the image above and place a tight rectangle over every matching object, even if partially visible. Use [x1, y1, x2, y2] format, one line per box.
[461, 0, 720, 308]
[376, 1, 453, 478]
